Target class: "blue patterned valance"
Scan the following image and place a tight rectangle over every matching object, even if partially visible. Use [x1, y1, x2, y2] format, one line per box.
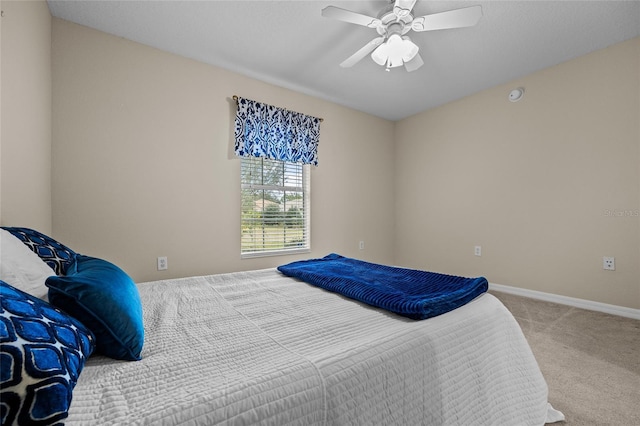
[234, 97, 321, 166]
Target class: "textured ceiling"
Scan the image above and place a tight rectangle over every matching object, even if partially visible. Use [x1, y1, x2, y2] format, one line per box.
[48, 0, 640, 121]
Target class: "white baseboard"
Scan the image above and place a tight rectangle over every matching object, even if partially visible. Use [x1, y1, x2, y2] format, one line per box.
[489, 283, 640, 320]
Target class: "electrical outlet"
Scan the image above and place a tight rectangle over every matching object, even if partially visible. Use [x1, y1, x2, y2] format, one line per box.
[474, 246, 482, 256]
[359, 241, 365, 250]
[603, 257, 615, 271]
[157, 256, 168, 271]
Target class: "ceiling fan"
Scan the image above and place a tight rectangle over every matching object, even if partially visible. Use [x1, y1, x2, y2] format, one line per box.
[322, 0, 482, 72]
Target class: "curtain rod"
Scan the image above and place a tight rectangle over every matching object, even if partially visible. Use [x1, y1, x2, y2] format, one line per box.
[232, 95, 323, 122]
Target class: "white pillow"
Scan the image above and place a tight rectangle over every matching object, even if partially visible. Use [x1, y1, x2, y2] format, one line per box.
[0, 229, 55, 300]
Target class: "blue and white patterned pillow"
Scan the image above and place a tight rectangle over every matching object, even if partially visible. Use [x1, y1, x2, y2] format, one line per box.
[1, 227, 77, 275]
[0, 280, 95, 425]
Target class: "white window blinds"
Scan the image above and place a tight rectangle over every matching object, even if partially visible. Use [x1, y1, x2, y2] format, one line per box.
[241, 157, 310, 257]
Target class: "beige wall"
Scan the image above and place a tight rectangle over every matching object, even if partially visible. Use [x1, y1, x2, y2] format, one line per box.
[3, 6, 637, 309]
[51, 18, 396, 283]
[395, 37, 640, 309]
[0, 0, 52, 232]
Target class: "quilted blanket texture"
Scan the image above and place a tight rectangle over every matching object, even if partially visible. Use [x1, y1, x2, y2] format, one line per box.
[67, 269, 552, 425]
[278, 253, 488, 319]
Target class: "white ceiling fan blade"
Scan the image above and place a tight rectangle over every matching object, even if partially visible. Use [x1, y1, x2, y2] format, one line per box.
[393, 0, 418, 18]
[404, 52, 424, 72]
[412, 5, 482, 32]
[340, 37, 385, 68]
[322, 6, 381, 28]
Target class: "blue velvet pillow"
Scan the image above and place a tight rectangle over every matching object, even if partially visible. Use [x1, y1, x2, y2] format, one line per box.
[1, 227, 77, 275]
[0, 280, 95, 426]
[45, 255, 144, 361]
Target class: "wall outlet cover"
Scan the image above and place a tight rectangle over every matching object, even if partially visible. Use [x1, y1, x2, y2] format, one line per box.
[157, 256, 168, 271]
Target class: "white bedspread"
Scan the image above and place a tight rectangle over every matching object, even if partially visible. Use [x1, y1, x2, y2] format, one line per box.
[68, 268, 551, 425]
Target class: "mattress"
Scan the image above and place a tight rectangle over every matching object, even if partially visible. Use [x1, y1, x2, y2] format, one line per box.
[67, 268, 551, 425]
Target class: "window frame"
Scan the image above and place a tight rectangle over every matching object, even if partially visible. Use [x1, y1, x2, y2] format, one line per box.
[240, 157, 310, 258]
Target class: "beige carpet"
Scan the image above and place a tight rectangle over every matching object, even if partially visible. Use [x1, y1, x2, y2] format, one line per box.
[490, 291, 640, 425]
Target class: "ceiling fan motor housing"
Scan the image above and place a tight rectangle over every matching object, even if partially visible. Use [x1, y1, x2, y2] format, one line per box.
[376, 7, 414, 37]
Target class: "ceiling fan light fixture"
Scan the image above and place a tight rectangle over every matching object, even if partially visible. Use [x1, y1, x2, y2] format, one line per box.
[401, 36, 419, 62]
[386, 34, 405, 67]
[371, 42, 389, 66]
[371, 34, 419, 69]
[387, 54, 404, 68]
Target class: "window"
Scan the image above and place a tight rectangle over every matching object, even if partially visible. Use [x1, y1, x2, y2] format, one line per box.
[234, 96, 319, 257]
[241, 157, 310, 257]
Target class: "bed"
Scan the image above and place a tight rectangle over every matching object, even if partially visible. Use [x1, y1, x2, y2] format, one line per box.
[1, 227, 564, 425]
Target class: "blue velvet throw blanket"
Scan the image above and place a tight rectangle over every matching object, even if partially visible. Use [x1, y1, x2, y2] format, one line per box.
[278, 254, 488, 320]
